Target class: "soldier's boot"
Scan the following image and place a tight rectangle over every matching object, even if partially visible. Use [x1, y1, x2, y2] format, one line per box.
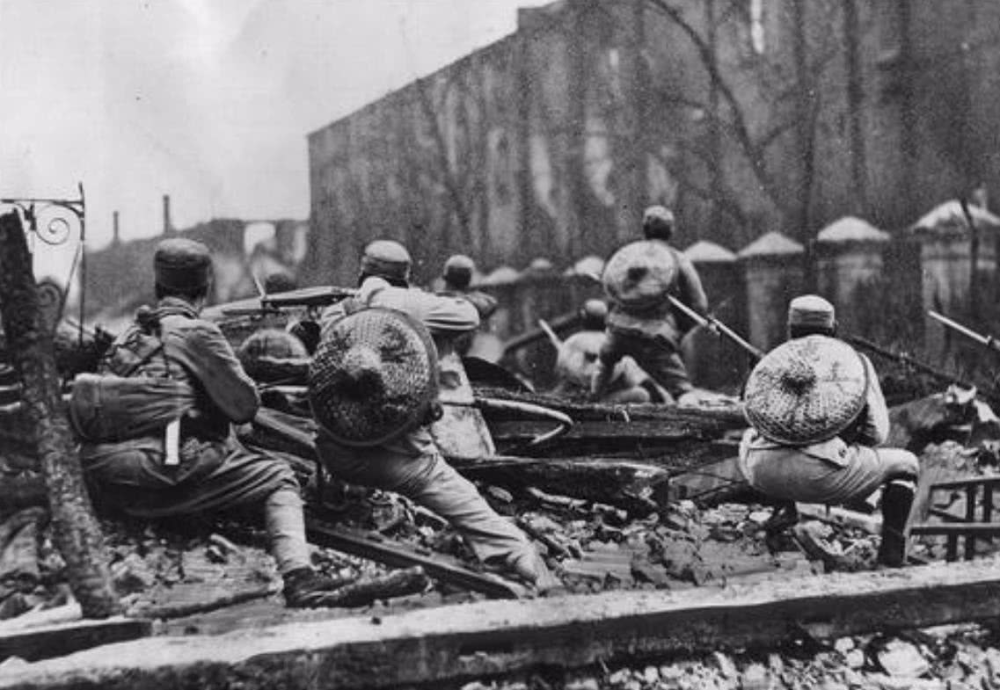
[282, 567, 356, 608]
[877, 479, 916, 568]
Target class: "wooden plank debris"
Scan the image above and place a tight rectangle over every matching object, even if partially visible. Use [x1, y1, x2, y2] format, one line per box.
[0, 616, 152, 664]
[7, 558, 1000, 689]
[305, 513, 527, 599]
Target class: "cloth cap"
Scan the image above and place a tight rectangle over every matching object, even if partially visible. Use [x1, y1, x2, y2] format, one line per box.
[602, 240, 677, 310]
[154, 238, 212, 291]
[642, 205, 675, 240]
[309, 307, 438, 447]
[443, 254, 475, 289]
[788, 294, 836, 331]
[743, 335, 868, 445]
[361, 240, 411, 282]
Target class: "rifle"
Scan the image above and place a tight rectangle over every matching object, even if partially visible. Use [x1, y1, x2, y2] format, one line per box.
[666, 295, 764, 361]
[928, 310, 1000, 356]
[502, 310, 582, 356]
[537, 319, 564, 350]
[847, 334, 977, 391]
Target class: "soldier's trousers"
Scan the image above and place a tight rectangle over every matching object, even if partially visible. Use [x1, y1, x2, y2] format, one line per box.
[316, 426, 534, 567]
[597, 328, 693, 401]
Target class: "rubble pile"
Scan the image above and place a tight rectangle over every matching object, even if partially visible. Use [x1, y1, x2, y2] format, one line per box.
[3, 432, 1000, 626]
[457, 623, 1000, 690]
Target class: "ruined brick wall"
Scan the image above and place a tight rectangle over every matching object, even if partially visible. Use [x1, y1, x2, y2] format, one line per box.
[303, 0, 1000, 328]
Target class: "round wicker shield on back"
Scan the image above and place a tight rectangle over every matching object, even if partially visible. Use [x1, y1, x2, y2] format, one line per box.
[743, 335, 869, 445]
[308, 307, 439, 447]
[602, 240, 678, 310]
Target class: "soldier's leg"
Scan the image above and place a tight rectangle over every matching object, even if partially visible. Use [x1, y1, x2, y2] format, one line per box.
[397, 450, 549, 581]
[874, 449, 919, 568]
[319, 430, 549, 584]
[631, 336, 694, 401]
[592, 330, 626, 399]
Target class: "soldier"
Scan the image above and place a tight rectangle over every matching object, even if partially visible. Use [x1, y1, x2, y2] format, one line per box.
[439, 254, 498, 358]
[72, 238, 357, 607]
[592, 205, 708, 404]
[552, 300, 665, 404]
[738, 295, 920, 567]
[314, 240, 552, 586]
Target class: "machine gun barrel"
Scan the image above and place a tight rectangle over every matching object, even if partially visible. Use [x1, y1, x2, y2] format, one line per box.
[666, 295, 764, 361]
[261, 285, 356, 309]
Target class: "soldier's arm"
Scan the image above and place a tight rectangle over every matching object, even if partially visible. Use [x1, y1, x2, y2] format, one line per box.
[676, 254, 709, 315]
[415, 292, 480, 334]
[854, 354, 891, 446]
[464, 291, 498, 320]
[170, 321, 261, 423]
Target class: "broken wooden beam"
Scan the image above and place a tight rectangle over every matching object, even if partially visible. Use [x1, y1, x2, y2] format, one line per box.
[451, 454, 671, 514]
[0, 616, 152, 664]
[304, 512, 526, 599]
[910, 523, 1000, 537]
[475, 387, 747, 430]
[490, 419, 719, 443]
[9, 558, 1000, 689]
[249, 405, 739, 511]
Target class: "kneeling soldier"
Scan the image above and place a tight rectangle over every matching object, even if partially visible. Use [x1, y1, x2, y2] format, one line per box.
[72, 238, 354, 607]
[738, 295, 919, 567]
[314, 240, 553, 586]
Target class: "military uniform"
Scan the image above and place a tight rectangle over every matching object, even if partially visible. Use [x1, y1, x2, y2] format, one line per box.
[316, 242, 547, 583]
[594, 233, 708, 402]
[737, 295, 919, 567]
[75, 238, 351, 607]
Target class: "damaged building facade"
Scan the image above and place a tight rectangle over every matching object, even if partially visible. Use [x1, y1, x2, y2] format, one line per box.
[303, 0, 1000, 288]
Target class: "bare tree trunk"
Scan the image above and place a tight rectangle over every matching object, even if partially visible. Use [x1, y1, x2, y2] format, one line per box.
[791, 0, 816, 243]
[0, 211, 120, 618]
[704, 0, 724, 239]
[842, 0, 870, 215]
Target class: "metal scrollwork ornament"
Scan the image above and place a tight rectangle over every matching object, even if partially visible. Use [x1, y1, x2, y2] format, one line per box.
[0, 183, 88, 344]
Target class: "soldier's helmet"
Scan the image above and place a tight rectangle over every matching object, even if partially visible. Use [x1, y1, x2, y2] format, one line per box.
[642, 205, 675, 241]
[443, 254, 476, 290]
[237, 328, 309, 379]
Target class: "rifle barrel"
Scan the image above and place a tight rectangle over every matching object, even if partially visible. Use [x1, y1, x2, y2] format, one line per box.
[537, 319, 563, 350]
[928, 310, 991, 347]
[847, 335, 971, 388]
[666, 295, 763, 360]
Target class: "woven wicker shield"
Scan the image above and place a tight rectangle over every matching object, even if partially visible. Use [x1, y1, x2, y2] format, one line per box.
[309, 307, 439, 447]
[743, 335, 869, 445]
[602, 240, 677, 310]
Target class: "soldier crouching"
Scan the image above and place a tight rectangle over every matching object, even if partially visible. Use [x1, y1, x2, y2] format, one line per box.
[71, 238, 355, 607]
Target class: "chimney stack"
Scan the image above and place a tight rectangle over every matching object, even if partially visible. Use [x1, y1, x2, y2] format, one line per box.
[163, 194, 172, 235]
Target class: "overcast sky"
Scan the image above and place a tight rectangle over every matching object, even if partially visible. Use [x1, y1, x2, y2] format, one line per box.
[0, 0, 548, 284]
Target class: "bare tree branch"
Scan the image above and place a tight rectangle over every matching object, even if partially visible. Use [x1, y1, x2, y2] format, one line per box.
[645, 0, 789, 215]
[647, 148, 749, 228]
[413, 75, 472, 241]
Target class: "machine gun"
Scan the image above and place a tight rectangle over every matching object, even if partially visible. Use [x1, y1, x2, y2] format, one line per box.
[666, 295, 765, 361]
[208, 285, 357, 318]
[928, 310, 1000, 357]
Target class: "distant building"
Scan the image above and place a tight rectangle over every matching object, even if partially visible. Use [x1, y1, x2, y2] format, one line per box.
[303, 0, 1000, 288]
[84, 204, 308, 324]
